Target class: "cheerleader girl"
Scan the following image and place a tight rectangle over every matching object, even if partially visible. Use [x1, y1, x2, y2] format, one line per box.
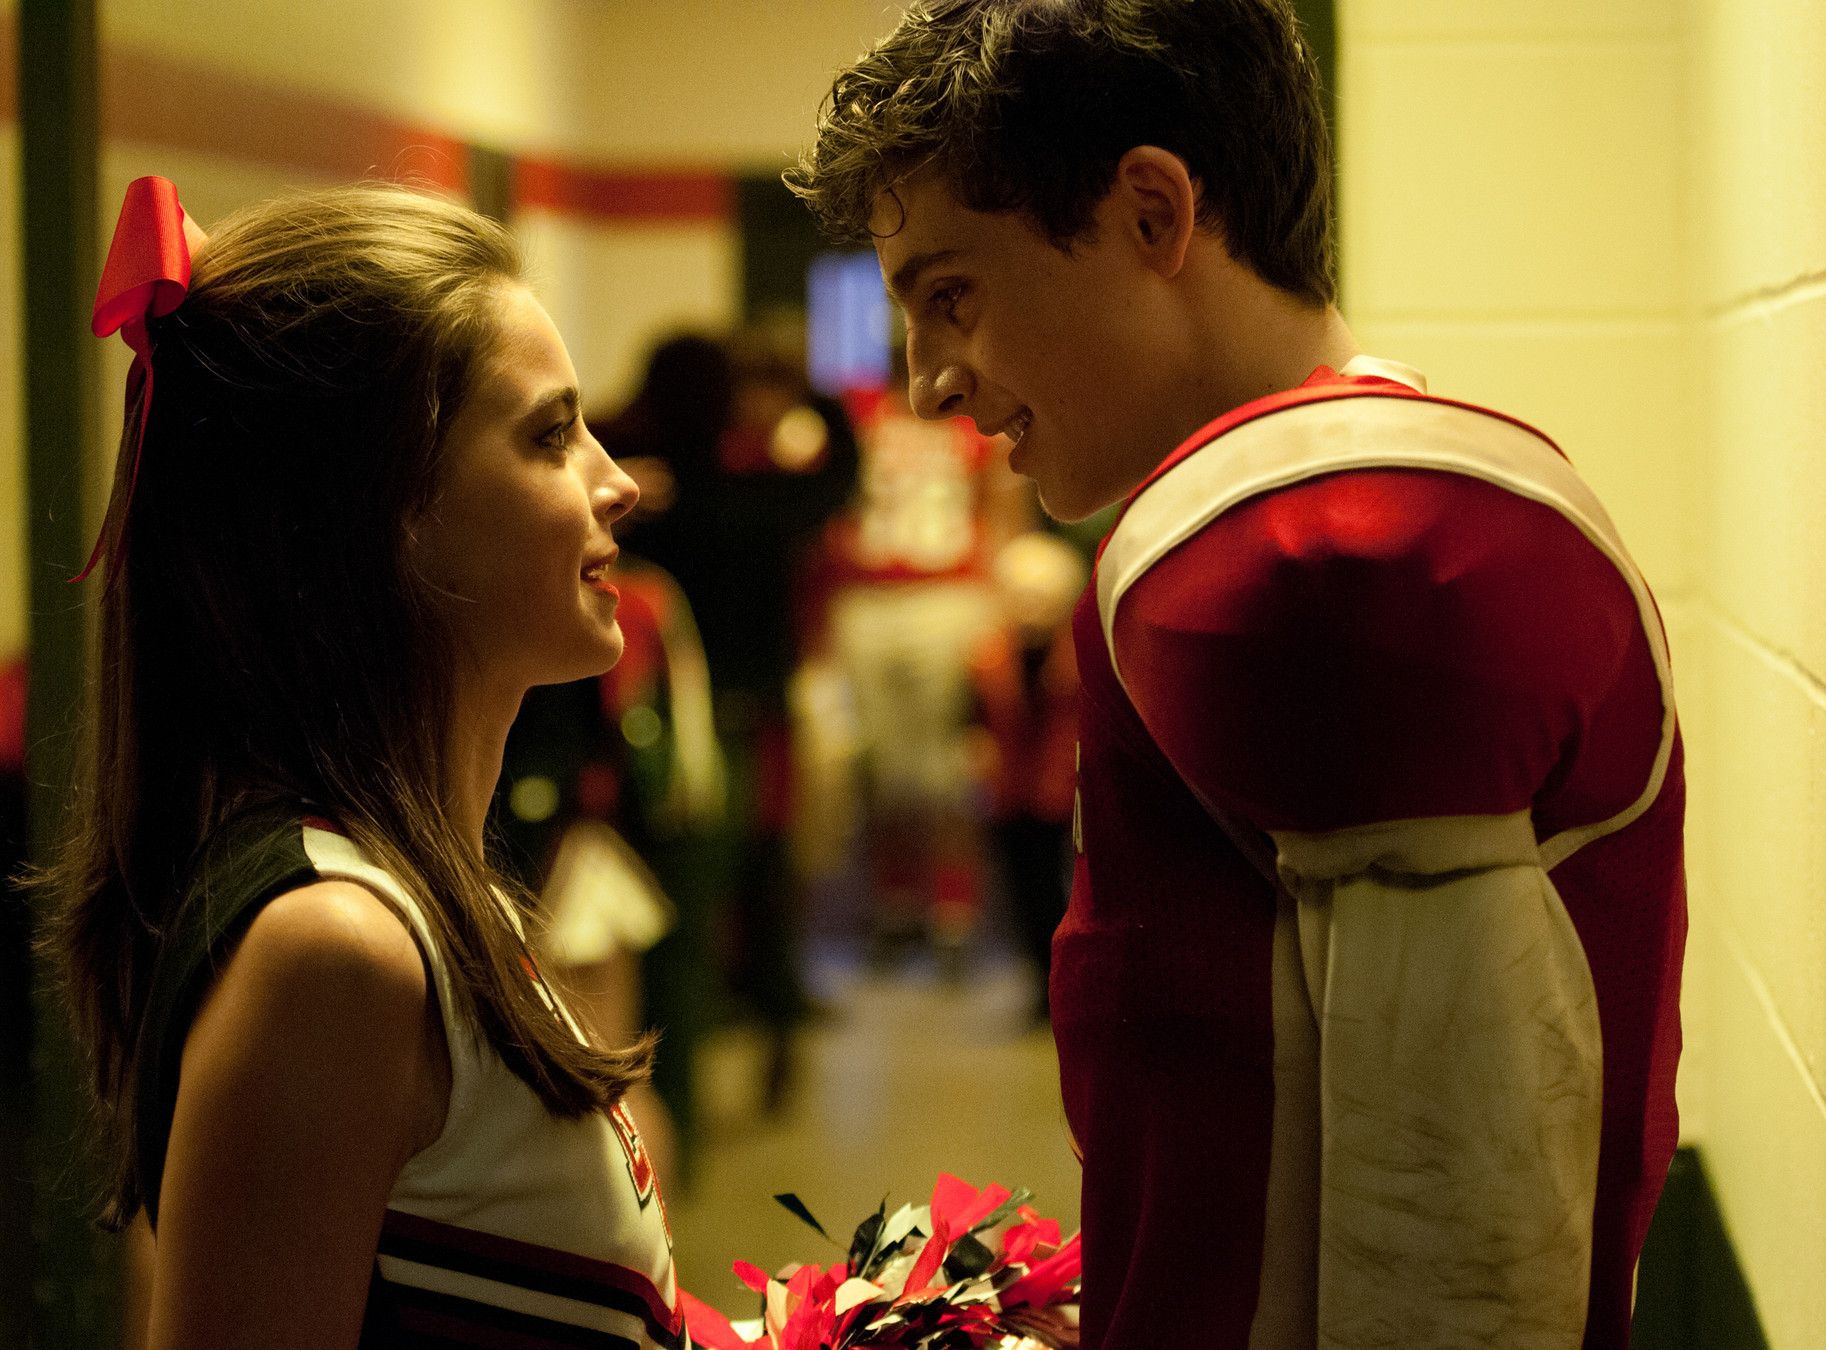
[42, 179, 685, 1350]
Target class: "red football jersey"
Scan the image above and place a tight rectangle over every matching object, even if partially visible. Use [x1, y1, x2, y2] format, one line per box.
[1052, 360, 1685, 1349]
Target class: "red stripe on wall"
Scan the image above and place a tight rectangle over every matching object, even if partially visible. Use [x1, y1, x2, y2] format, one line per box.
[515, 158, 731, 224]
[0, 23, 731, 225]
[0, 15, 16, 123]
[101, 45, 468, 193]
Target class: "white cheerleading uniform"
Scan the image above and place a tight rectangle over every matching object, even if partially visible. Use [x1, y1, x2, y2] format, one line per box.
[136, 810, 687, 1349]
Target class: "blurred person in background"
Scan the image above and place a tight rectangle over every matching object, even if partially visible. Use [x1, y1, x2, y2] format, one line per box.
[39, 180, 684, 1349]
[592, 334, 737, 621]
[965, 532, 1084, 1022]
[596, 328, 859, 1111]
[822, 349, 1027, 975]
[791, 1, 1686, 1346]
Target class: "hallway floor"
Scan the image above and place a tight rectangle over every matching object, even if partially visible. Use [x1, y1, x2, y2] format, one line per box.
[667, 947, 1082, 1311]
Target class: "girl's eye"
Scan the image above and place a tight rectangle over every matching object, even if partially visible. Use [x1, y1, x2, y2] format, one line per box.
[540, 416, 578, 450]
[932, 284, 966, 318]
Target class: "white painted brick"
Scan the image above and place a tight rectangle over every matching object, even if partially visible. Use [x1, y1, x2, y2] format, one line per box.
[1690, 0, 1826, 306]
[1682, 906, 1826, 1348]
[1664, 601, 1709, 1146]
[1341, 0, 1681, 40]
[1340, 35, 1684, 318]
[1680, 611, 1826, 1099]
[1348, 319, 1697, 597]
[1699, 294, 1826, 680]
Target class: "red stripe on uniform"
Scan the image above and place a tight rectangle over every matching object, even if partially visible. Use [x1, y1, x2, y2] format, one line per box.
[379, 1209, 683, 1343]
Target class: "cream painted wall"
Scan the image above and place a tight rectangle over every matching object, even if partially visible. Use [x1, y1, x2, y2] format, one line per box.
[4, 0, 906, 663]
[516, 210, 740, 418]
[564, 1, 905, 166]
[1343, 0, 1823, 1342]
[101, 0, 897, 167]
[1338, 0, 1694, 598]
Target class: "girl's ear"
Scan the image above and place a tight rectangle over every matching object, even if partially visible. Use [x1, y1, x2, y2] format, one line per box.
[1111, 146, 1199, 279]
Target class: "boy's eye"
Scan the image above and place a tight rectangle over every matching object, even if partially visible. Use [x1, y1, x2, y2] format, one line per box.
[931, 283, 967, 316]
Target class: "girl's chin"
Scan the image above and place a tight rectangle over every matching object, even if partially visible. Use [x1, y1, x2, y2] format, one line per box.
[591, 622, 626, 669]
[534, 622, 625, 686]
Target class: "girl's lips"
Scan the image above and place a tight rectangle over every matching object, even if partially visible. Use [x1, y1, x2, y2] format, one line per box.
[582, 554, 618, 596]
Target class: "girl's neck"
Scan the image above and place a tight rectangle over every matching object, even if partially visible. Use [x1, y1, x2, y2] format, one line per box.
[442, 673, 524, 858]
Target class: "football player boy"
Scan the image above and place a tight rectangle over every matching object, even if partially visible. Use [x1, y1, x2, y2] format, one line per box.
[790, 3, 1685, 1347]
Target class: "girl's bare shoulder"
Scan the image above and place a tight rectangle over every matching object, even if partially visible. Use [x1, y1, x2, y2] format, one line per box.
[218, 879, 428, 1017]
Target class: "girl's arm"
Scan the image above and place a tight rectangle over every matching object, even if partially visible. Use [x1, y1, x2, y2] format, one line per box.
[147, 881, 448, 1350]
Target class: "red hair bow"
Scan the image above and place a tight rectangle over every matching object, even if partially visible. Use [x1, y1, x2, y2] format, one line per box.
[77, 176, 208, 582]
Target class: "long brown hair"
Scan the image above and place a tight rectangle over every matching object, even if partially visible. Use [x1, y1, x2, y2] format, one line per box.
[41, 183, 651, 1228]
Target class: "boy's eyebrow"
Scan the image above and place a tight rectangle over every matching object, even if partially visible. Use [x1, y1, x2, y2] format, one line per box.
[884, 248, 967, 306]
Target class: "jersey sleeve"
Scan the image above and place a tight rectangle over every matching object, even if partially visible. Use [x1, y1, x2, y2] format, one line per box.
[1112, 467, 1646, 1343]
[1278, 812, 1603, 1344]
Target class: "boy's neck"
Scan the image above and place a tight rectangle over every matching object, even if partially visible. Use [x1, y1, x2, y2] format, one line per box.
[1097, 248, 1363, 509]
[1184, 258, 1361, 422]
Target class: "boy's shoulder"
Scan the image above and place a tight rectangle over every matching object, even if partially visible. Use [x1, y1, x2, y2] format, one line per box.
[1098, 364, 1607, 649]
[1087, 370, 1667, 832]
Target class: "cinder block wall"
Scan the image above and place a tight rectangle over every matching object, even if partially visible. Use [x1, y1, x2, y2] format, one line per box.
[1676, 1, 1826, 1343]
[1340, 0, 1825, 1341]
[1337, 0, 1693, 594]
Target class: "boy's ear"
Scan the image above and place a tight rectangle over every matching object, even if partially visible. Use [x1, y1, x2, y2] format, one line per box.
[1112, 146, 1198, 278]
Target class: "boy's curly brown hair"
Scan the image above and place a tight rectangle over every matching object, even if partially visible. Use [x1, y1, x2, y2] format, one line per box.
[786, 0, 1335, 307]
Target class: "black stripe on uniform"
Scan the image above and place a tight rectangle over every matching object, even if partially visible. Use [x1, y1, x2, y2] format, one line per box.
[369, 1275, 648, 1350]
